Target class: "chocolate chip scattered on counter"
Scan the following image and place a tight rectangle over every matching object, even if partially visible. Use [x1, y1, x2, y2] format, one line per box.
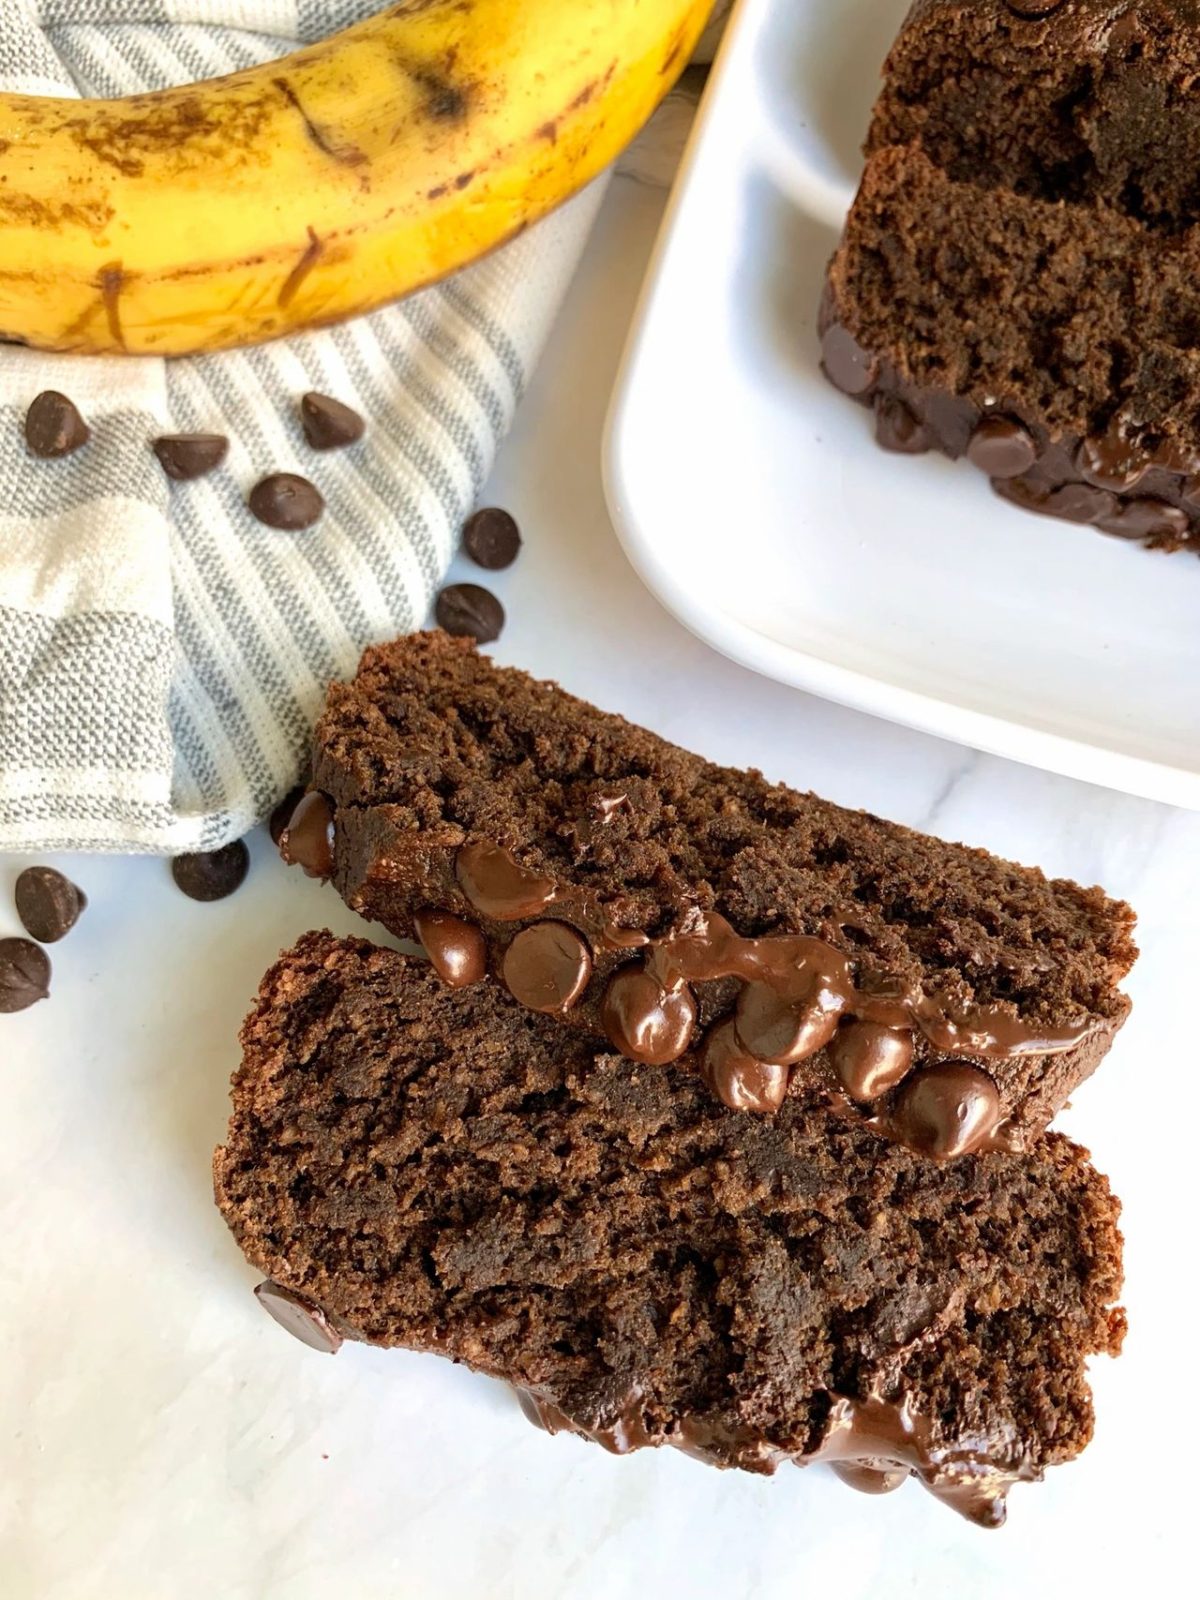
[300, 391, 365, 451]
[268, 785, 307, 847]
[171, 840, 250, 902]
[253, 1280, 343, 1353]
[24, 391, 90, 458]
[14, 866, 87, 944]
[152, 433, 229, 482]
[462, 507, 522, 570]
[248, 472, 324, 530]
[435, 582, 505, 643]
[0, 937, 51, 1013]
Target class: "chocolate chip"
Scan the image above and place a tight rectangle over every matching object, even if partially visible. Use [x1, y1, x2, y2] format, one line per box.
[300, 391, 365, 451]
[14, 866, 87, 944]
[874, 395, 930, 454]
[820, 324, 878, 397]
[1005, 2, 1066, 17]
[503, 921, 592, 1013]
[152, 433, 228, 482]
[831, 1462, 908, 1496]
[600, 965, 696, 1065]
[463, 507, 522, 570]
[967, 417, 1037, 479]
[279, 791, 336, 878]
[253, 1281, 343, 1353]
[24, 391, 90, 458]
[733, 982, 842, 1066]
[890, 1061, 1001, 1159]
[1095, 498, 1190, 545]
[0, 937, 51, 1013]
[1077, 431, 1151, 493]
[248, 472, 324, 530]
[435, 583, 505, 643]
[1001, 480, 1118, 525]
[415, 909, 488, 988]
[702, 1019, 789, 1114]
[830, 1021, 914, 1101]
[268, 785, 307, 847]
[171, 840, 250, 901]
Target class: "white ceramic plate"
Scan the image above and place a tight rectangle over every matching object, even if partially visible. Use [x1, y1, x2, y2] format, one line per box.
[604, 0, 1200, 809]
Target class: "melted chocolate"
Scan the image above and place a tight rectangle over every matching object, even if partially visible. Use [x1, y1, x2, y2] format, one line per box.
[967, 417, 1038, 479]
[456, 841, 555, 920]
[414, 909, 488, 989]
[701, 1020, 789, 1114]
[279, 791, 335, 879]
[821, 324, 879, 396]
[515, 1384, 1031, 1526]
[831, 1461, 908, 1495]
[445, 859, 1095, 1151]
[884, 1061, 1003, 1160]
[502, 921, 592, 1013]
[253, 1280, 342, 1353]
[601, 966, 698, 1066]
[830, 1021, 915, 1101]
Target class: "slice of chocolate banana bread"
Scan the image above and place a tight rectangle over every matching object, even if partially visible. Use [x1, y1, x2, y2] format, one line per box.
[214, 930, 1126, 1528]
[278, 632, 1136, 1159]
[822, 0, 1200, 549]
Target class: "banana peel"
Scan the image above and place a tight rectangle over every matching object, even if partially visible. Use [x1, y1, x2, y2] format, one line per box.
[0, 0, 713, 356]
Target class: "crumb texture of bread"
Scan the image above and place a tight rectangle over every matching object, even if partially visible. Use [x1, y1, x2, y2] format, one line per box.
[214, 931, 1126, 1527]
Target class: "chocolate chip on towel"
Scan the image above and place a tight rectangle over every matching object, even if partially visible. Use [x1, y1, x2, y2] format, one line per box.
[24, 391, 90, 458]
[300, 392, 365, 451]
[152, 434, 229, 481]
[248, 473, 324, 530]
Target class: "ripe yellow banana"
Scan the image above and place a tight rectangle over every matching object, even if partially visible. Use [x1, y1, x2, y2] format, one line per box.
[0, 0, 712, 356]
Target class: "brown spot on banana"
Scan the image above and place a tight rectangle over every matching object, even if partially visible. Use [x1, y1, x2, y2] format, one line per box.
[389, 49, 473, 121]
[273, 79, 367, 167]
[278, 227, 323, 308]
[537, 119, 559, 143]
[660, 19, 692, 77]
[99, 263, 125, 349]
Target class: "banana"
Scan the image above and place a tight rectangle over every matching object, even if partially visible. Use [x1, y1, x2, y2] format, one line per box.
[0, 0, 712, 356]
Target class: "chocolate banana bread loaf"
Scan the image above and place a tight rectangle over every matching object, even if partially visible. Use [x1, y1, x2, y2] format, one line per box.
[214, 931, 1126, 1528]
[279, 632, 1136, 1159]
[822, 0, 1200, 549]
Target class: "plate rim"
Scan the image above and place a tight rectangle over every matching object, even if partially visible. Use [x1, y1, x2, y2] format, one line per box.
[601, 0, 1200, 812]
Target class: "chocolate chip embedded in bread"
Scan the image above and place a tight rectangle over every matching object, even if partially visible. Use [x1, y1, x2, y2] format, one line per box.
[820, 324, 878, 396]
[253, 1281, 343, 1353]
[967, 418, 1038, 479]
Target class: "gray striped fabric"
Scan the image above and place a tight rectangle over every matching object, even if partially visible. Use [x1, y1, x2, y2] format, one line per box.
[0, 0, 606, 852]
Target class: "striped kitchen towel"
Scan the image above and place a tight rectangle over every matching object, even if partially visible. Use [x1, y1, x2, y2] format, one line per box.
[0, 0, 614, 854]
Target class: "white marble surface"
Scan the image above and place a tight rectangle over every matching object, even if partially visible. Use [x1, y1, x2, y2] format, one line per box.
[1, 176, 1194, 1598]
